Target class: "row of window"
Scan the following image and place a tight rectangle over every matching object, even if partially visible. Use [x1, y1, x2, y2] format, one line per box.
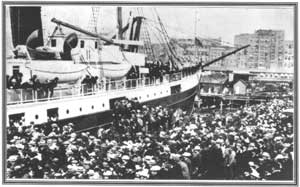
[51, 39, 98, 49]
[30, 89, 172, 122]
[284, 56, 294, 60]
[258, 74, 293, 79]
[34, 103, 105, 119]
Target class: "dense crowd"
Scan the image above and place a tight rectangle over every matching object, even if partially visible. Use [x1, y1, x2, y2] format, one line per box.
[6, 97, 293, 180]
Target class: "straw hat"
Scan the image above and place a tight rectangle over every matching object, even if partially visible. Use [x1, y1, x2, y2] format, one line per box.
[150, 165, 161, 171]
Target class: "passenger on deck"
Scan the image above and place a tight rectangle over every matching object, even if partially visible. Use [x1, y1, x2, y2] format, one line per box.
[81, 75, 90, 85]
[33, 79, 42, 91]
[41, 79, 50, 97]
[81, 75, 92, 94]
[19, 74, 37, 90]
[8, 72, 23, 89]
[6, 75, 11, 89]
[48, 77, 59, 98]
[91, 76, 99, 91]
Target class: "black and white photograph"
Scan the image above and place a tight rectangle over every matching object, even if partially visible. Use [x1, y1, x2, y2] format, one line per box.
[2, 1, 297, 185]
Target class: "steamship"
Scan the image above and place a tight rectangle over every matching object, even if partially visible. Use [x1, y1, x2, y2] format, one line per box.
[6, 7, 248, 131]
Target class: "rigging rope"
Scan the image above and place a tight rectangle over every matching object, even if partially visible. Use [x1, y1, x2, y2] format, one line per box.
[145, 17, 238, 47]
[152, 8, 181, 69]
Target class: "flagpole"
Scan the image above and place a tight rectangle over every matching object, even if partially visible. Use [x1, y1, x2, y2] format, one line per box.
[194, 9, 197, 64]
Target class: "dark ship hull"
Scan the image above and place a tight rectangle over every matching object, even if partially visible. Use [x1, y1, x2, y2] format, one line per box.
[44, 84, 198, 132]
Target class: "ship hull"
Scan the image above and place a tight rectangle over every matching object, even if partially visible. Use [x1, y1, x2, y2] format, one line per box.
[7, 70, 201, 133]
[46, 84, 198, 132]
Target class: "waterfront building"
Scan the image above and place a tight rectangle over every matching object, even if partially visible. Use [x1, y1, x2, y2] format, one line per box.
[233, 79, 249, 95]
[283, 40, 294, 69]
[234, 29, 285, 69]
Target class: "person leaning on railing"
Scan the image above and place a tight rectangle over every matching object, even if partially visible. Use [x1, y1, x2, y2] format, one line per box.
[48, 77, 59, 98]
[6, 72, 23, 89]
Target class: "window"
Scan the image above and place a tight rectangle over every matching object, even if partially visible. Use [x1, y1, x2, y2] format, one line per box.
[95, 41, 98, 49]
[47, 108, 58, 122]
[8, 113, 25, 126]
[80, 40, 85, 48]
[91, 105, 94, 109]
[66, 109, 69, 114]
[79, 107, 82, 112]
[171, 85, 181, 94]
[12, 66, 20, 75]
[51, 39, 56, 47]
[35, 115, 39, 119]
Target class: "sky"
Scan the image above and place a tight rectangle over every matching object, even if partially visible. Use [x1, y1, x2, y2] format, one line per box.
[26, 6, 296, 45]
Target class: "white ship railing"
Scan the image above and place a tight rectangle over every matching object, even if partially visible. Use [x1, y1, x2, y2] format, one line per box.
[7, 69, 198, 105]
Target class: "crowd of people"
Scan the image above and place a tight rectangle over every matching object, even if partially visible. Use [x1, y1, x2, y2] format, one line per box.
[126, 61, 201, 82]
[81, 75, 99, 93]
[6, 97, 294, 180]
[7, 73, 59, 98]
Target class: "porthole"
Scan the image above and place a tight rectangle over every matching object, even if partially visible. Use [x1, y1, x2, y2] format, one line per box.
[79, 107, 82, 112]
[35, 115, 39, 119]
[66, 109, 69, 114]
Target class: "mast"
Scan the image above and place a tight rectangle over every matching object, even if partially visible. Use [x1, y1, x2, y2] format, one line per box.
[117, 7, 123, 40]
[153, 8, 180, 70]
[194, 9, 199, 63]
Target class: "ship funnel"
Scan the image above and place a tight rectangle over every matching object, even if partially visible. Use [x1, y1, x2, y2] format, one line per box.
[61, 33, 78, 60]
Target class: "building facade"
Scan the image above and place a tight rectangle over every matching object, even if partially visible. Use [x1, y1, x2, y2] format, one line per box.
[234, 30, 285, 69]
[283, 40, 294, 69]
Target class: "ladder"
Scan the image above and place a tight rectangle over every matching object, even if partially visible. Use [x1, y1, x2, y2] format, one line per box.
[88, 7, 101, 33]
[137, 8, 156, 61]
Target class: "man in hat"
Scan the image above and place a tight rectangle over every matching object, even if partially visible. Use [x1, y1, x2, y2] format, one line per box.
[176, 154, 191, 179]
[224, 147, 236, 179]
[205, 142, 224, 179]
[167, 156, 183, 179]
[149, 165, 162, 179]
[191, 145, 204, 178]
[182, 152, 192, 175]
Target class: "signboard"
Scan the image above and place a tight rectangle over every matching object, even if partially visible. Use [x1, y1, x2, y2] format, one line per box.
[229, 73, 234, 82]
[139, 67, 149, 74]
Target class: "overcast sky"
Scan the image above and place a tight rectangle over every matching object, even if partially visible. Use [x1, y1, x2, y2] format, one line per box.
[39, 6, 294, 45]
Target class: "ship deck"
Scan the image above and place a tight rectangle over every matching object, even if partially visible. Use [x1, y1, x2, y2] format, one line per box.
[7, 70, 198, 106]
